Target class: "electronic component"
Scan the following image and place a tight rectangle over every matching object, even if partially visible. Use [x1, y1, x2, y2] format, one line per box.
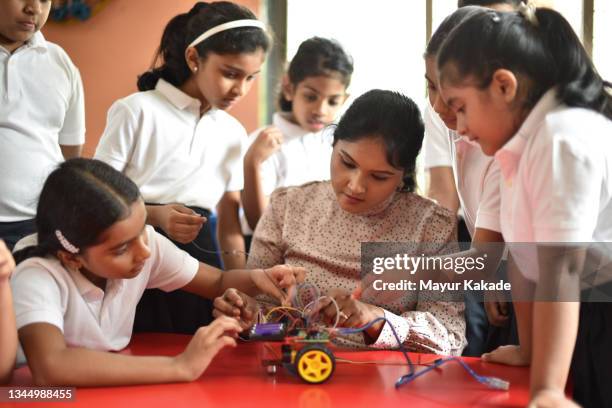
[249, 323, 287, 341]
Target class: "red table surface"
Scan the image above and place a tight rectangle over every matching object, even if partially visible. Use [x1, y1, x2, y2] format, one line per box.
[4, 333, 531, 408]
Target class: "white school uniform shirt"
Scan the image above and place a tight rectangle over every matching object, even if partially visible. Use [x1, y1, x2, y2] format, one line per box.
[94, 79, 246, 211]
[0, 32, 86, 222]
[496, 89, 612, 281]
[257, 112, 333, 195]
[422, 103, 453, 169]
[423, 104, 502, 237]
[241, 112, 333, 234]
[11, 226, 199, 365]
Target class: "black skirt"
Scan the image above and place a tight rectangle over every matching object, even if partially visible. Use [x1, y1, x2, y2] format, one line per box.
[571, 281, 612, 408]
[133, 206, 221, 334]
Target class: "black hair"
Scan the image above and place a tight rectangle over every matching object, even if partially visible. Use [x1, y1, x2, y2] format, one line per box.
[437, 7, 612, 120]
[332, 90, 423, 192]
[279, 37, 353, 112]
[426, 6, 482, 57]
[457, 0, 520, 8]
[137, 1, 270, 91]
[13, 159, 141, 264]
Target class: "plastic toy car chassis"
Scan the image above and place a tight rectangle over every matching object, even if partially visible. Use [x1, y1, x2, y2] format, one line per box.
[249, 322, 335, 384]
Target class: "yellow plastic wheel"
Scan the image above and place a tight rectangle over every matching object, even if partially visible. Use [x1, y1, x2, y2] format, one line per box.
[295, 345, 335, 384]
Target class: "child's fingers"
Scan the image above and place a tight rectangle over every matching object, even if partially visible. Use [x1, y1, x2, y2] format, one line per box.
[255, 269, 287, 302]
[208, 316, 242, 335]
[174, 213, 206, 226]
[213, 296, 241, 317]
[170, 223, 202, 235]
[224, 289, 245, 307]
[210, 336, 238, 355]
[241, 307, 254, 322]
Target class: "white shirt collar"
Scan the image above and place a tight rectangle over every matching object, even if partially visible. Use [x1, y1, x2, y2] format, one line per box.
[0, 31, 47, 55]
[494, 89, 559, 181]
[155, 78, 202, 112]
[273, 112, 310, 139]
[27, 31, 48, 50]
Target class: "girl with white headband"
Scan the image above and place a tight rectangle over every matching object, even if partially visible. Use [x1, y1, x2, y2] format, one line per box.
[95, 2, 270, 335]
[10, 158, 304, 386]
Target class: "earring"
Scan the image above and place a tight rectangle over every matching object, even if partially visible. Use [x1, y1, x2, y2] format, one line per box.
[396, 179, 405, 191]
[192, 66, 198, 72]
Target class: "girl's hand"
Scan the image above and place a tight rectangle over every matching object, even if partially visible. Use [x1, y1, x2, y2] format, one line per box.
[483, 289, 510, 327]
[0, 240, 15, 281]
[251, 265, 306, 305]
[484, 300, 510, 327]
[315, 289, 385, 340]
[245, 126, 284, 165]
[174, 316, 242, 381]
[528, 389, 580, 408]
[213, 288, 260, 330]
[156, 204, 206, 244]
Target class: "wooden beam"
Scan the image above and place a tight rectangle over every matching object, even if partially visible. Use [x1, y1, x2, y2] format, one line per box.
[426, 0, 433, 45]
[583, 0, 594, 56]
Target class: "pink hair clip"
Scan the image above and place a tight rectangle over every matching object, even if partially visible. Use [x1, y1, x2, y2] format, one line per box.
[55, 230, 79, 254]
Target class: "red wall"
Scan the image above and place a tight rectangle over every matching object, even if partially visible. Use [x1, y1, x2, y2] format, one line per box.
[42, 0, 261, 157]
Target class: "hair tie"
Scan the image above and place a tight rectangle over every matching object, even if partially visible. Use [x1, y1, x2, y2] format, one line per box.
[187, 19, 266, 49]
[55, 230, 79, 254]
[518, 2, 539, 26]
[489, 10, 501, 23]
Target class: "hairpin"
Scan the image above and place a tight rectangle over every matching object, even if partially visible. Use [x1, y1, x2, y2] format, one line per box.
[55, 230, 79, 254]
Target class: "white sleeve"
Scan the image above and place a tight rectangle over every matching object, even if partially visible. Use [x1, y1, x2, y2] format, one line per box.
[145, 227, 199, 291]
[58, 65, 86, 146]
[422, 104, 452, 169]
[530, 122, 602, 241]
[474, 160, 502, 233]
[226, 125, 248, 192]
[11, 266, 65, 332]
[94, 100, 138, 172]
[260, 156, 279, 196]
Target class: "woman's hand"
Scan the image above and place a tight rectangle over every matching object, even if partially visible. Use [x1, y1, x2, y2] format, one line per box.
[315, 289, 385, 340]
[250, 265, 306, 305]
[213, 288, 260, 330]
[173, 316, 242, 381]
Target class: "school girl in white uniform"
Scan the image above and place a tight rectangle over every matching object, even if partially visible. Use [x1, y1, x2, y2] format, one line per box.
[95, 1, 270, 334]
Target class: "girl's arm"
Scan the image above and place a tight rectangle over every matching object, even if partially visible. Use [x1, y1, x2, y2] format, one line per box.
[182, 262, 304, 305]
[530, 245, 582, 397]
[241, 127, 283, 230]
[216, 191, 246, 270]
[19, 317, 241, 387]
[425, 166, 460, 213]
[0, 241, 16, 384]
[59, 145, 83, 160]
